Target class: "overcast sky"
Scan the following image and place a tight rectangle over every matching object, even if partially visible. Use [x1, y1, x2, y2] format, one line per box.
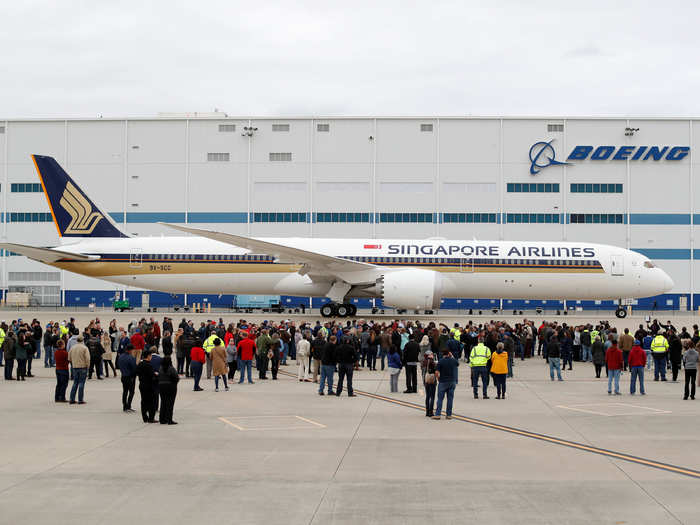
[2, 0, 698, 118]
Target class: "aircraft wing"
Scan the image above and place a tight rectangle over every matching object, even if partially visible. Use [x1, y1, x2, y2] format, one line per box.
[159, 223, 378, 280]
[0, 243, 100, 263]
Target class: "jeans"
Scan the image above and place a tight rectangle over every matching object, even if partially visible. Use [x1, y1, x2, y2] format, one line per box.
[176, 355, 185, 375]
[684, 369, 697, 399]
[608, 369, 621, 393]
[238, 360, 253, 383]
[366, 348, 377, 370]
[493, 373, 507, 397]
[319, 364, 335, 394]
[336, 363, 354, 396]
[561, 353, 572, 370]
[70, 368, 87, 402]
[645, 351, 652, 370]
[653, 354, 667, 380]
[389, 370, 400, 392]
[215, 375, 228, 389]
[4, 358, 14, 380]
[121, 376, 135, 409]
[405, 364, 418, 392]
[630, 366, 645, 394]
[44, 345, 54, 367]
[425, 382, 436, 414]
[55, 369, 69, 401]
[379, 349, 387, 371]
[227, 360, 237, 380]
[548, 357, 562, 380]
[281, 342, 288, 365]
[191, 361, 203, 389]
[435, 381, 456, 417]
[258, 355, 269, 379]
[581, 345, 592, 362]
[471, 366, 489, 396]
[17, 358, 27, 379]
[34, 340, 41, 360]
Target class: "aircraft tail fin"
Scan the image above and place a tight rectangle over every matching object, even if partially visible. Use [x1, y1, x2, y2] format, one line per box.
[31, 155, 127, 238]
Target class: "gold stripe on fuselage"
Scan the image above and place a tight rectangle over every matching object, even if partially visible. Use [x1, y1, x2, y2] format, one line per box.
[49, 260, 605, 277]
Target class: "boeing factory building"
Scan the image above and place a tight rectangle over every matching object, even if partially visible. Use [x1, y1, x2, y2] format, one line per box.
[0, 114, 696, 311]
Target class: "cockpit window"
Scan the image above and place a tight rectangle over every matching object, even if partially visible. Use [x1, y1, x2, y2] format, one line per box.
[643, 261, 655, 268]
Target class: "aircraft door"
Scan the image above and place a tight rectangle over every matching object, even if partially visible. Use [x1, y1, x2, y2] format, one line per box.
[129, 248, 143, 269]
[460, 258, 474, 272]
[611, 254, 624, 276]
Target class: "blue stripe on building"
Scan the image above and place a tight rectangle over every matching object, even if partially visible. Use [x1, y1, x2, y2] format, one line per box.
[630, 214, 690, 225]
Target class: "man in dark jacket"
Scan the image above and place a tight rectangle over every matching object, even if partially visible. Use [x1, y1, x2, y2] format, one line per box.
[547, 336, 563, 381]
[402, 335, 421, 393]
[319, 336, 337, 395]
[87, 333, 104, 380]
[335, 337, 357, 397]
[118, 345, 137, 412]
[136, 349, 157, 422]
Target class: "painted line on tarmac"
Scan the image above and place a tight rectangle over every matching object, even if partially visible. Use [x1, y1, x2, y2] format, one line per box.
[278, 369, 700, 479]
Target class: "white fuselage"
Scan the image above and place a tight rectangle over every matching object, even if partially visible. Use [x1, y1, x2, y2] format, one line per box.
[43, 236, 674, 302]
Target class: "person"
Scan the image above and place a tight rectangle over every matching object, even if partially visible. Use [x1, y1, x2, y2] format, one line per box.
[130, 329, 145, 364]
[491, 342, 508, 399]
[43, 325, 57, 368]
[225, 335, 238, 381]
[606, 340, 623, 395]
[403, 334, 420, 393]
[422, 350, 437, 416]
[335, 336, 357, 397]
[68, 334, 90, 404]
[256, 329, 272, 380]
[591, 336, 605, 378]
[269, 332, 281, 380]
[311, 334, 325, 382]
[3, 331, 16, 380]
[15, 332, 31, 381]
[237, 332, 256, 384]
[87, 332, 104, 380]
[296, 332, 311, 382]
[158, 356, 179, 425]
[580, 327, 592, 362]
[619, 328, 635, 371]
[118, 345, 137, 412]
[469, 338, 491, 399]
[547, 336, 563, 381]
[211, 338, 229, 392]
[628, 339, 646, 395]
[682, 342, 698, 400]
[668, 333, 683, 382]
[387, 345, 402, 393]
[433, 349, 459, 420]
[136, 349, 157, 422]
[102, 331, 116, 378]
[54, 339, 69, 402]
[190, 339, 206, 391]
[319, 335, 337, 396]
[651, 332, 669, 381]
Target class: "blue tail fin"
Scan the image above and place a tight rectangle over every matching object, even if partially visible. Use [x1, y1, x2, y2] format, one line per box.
[32, 155, 127, 238]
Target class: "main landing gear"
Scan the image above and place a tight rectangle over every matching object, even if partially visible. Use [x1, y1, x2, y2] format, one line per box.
[320, 302, 357, 318]
[615, 305, 627, 319]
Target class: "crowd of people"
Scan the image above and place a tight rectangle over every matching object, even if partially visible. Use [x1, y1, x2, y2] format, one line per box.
[1, 315, 698, 424]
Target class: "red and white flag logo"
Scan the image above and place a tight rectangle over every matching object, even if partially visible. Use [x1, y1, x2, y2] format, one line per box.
[363, 244, 382, 250]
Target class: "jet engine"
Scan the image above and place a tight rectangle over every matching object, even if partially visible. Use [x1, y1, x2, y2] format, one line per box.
[379, 269, 442, 310]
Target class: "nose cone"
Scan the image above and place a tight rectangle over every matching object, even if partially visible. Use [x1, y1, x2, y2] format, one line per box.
[662, 271, 674, 292]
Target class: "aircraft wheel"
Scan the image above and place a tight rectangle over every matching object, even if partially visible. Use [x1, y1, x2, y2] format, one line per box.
[320, 303, 337, 318]
[336, 304, 350, 317]
[348, 304, 357, 316]
[615, 307, 627, 319]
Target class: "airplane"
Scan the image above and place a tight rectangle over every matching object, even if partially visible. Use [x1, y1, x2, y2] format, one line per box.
[0, 155, 674, 319]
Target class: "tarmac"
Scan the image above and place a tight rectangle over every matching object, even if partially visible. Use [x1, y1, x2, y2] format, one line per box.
[1, 349, 699, 524]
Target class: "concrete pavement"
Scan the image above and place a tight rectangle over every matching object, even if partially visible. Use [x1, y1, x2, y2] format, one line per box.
[0, 355, 698, 524]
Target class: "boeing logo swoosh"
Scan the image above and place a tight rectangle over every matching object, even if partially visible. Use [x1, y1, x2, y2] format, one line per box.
[529, 140, 569, 175]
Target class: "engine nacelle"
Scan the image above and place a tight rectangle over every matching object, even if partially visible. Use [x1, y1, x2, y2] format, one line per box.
[379, 269, 442, 310]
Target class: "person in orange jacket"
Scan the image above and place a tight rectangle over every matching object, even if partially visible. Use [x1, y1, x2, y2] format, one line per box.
[491, 342, 509, 399]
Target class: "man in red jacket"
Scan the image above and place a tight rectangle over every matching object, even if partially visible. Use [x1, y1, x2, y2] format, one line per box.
[54, 340, 69, 402]
[606, 341, 624, 395]
[628, 340, 647, 395]
[237, 332, 256, 384]
[130, 329, 145, 364]
[190, 340, 206, 391]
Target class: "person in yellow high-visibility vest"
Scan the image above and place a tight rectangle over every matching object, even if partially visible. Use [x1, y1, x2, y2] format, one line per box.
[0, 324, 5, 367]
[203, 333, 218, 379]
[650, 333, 669, 381]
[469, 338, 491, 399]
